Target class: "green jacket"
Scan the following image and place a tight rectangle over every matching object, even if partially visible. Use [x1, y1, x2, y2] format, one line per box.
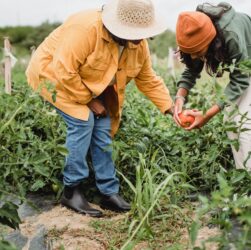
[178, 2, 251, 108]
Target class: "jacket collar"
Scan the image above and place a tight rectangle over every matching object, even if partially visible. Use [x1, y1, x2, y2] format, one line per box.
[101, 24, 113, 42]
[127, 42, 138, 49]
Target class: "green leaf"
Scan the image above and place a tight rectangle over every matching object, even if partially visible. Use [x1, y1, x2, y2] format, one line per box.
[231, 172, 246, 184]
[180, 183, 196, 191]
[121, 241, 136, 250]
[56, 145, 68, 156]
[0, 240, 17, 250]
[198, 195, 209, 204]
[34, 165, 50, 177]
[239, 212, 251, 225]
[117, 169, 136, 194]
[189, 221, 200, 246]
[0, 202, 21, 229]
[30, 179, 45, 191]
[30, 153, 49, 164]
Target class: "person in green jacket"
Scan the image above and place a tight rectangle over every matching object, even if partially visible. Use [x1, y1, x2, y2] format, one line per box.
[174, 2, 251, 171]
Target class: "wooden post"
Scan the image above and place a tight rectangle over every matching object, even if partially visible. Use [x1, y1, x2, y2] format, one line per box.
[4, 37, 12, 94]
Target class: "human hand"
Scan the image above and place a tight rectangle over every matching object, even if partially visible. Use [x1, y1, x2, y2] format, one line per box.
[87, 99, 107, 117]
[182, 109, 210, 130]
[178, 110, 195, 128]
[173, 96, 185, 126]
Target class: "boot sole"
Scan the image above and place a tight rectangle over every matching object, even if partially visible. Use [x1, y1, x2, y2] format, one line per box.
[100, 204, 130, 213]
[61, 203, 103, 218]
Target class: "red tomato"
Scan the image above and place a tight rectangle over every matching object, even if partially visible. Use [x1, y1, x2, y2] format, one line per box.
[178, 112, 195, 128]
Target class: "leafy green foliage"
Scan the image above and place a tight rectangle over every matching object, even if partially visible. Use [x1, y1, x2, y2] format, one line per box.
[111, 65, 251, 247]
[0, 24, 175, 60]
[114, 81, 234, 196]
[0, 41, 251, 249]
[0, 22, 60, 54]
[0, 240, 17, 250]
[0, 64, 65, 247]
[0, 201, 20, 249]
[0, 65, 65, 196]
[190, 172, 251, 249]
[148, 29, 176, 58]
[118, 159, 191, 248]
[0, 202, 21, 230]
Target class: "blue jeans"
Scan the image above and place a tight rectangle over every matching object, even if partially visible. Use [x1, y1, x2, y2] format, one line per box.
[55, 108, 119, 195]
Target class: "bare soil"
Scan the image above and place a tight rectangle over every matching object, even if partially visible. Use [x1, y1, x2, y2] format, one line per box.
[9, 203, 220, 250]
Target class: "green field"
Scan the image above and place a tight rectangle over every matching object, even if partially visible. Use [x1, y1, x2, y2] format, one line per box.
[0, 27, 251, 249]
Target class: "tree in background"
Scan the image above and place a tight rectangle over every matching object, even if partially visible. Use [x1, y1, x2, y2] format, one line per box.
[0, 24, 176, 58]
[148, 29, 177, 58]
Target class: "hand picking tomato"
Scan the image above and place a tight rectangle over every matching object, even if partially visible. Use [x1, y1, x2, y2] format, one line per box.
[178, 112, 195, 128]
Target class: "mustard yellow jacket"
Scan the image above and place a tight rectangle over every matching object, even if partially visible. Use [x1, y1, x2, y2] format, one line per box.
[26, 9, 173, 136]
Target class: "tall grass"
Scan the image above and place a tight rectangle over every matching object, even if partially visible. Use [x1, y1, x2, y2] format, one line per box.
[117, 152, 193, 249]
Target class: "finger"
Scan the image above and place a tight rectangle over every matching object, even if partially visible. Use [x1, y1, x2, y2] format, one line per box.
[184, 121, 198, 130]
[183, 110, 200, 116]
[173, 108, 182, 126]
[174, 104, 182, 123]
[176, 103, 183, 114]
[184, 125, 195, 131]
[173, 115, 182, 127]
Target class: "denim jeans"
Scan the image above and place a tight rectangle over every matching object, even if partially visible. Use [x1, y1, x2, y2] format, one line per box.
[55, 108, 120, 195]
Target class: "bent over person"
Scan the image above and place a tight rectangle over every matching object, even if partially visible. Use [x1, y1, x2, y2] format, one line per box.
[26, 0, 173, 217]
[174, 2, 251, 171]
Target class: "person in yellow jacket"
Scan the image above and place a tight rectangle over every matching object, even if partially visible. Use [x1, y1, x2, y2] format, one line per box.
[26, 0, 173, 217]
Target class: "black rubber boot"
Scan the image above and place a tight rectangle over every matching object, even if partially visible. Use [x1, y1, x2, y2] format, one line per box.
[100, 194, 131, 212]
[61, 185, 103, 217]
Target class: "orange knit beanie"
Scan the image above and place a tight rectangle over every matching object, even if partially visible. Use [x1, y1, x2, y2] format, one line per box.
[176, 11, 217, 54]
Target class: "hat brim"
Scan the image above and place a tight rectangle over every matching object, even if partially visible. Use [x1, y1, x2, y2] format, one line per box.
[101, 0, 168, 40]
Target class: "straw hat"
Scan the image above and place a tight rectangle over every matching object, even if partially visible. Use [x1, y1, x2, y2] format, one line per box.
[102, 0, 168, 40]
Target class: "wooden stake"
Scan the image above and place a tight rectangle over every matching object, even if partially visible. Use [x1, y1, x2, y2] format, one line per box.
[4, 37, 12, 94]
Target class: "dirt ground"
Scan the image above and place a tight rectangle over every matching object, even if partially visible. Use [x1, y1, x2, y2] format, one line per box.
[13, 204, 220, 250]
[20, 204, 112, 250]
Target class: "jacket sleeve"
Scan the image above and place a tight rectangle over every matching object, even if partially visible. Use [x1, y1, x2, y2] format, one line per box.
[134, 42, 173, 114]
[224, 32, 250, 103]
[52, 25, 94, 104]
[177, 59, 204, 91]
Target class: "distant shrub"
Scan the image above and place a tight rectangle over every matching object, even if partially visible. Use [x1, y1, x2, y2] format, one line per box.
[0, 21, 60, 52]
[0, 23, 176, 58]
[148, 29, 177, 58]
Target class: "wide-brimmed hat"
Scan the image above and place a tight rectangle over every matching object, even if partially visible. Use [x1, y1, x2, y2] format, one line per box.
[102, 0, 168, 40]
